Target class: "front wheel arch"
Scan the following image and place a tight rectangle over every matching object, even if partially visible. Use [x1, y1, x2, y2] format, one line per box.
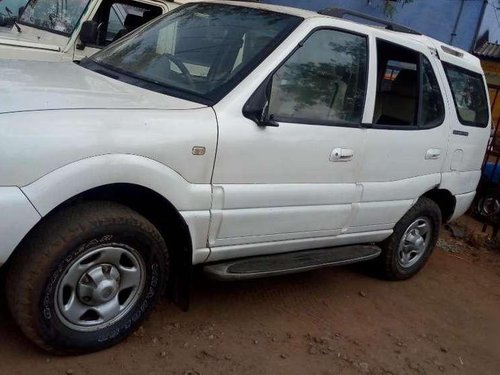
[9, 183, 193, 311]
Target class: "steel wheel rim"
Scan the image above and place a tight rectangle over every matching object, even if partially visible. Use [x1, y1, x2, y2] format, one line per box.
[55, 245, 146, 332]
[481, 197, 500, 216]
[397, 217, 432, 269]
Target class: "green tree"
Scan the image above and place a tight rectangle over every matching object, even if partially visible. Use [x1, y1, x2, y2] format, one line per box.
[378, 0, 415, 18]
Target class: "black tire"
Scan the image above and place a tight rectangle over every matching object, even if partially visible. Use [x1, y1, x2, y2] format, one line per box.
[378, 197, 441, 280]
[475, 192, 500, 218]
[6, 201, 169, 354]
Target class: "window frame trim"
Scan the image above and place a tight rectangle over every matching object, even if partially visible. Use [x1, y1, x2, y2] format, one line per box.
[442, 61, 490, 129]
[244, 26, 370, 129]
[370, 38, 446, 131]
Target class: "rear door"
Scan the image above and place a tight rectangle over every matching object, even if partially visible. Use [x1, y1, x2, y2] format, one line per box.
[355, 36, 449, 231]
[210, 26, 372, 260]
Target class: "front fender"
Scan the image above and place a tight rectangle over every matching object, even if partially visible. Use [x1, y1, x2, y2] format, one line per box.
[21, 154, 212, 267]
[21, 153, 212, 216]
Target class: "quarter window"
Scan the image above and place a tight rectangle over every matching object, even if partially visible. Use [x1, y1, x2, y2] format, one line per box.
[420, 56, 445, 127]
[444, 64, 489, 128]
[268, 29, 368, 124]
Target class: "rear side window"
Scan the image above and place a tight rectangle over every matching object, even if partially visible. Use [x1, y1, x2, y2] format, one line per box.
[374, 39, 445, 128]
[444, 64, 489, 127]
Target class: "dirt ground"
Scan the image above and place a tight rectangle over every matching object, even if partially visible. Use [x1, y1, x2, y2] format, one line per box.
[0, 220, 499, 375]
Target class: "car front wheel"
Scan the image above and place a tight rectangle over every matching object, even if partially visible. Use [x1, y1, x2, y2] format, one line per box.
[6, 201, 168, 354]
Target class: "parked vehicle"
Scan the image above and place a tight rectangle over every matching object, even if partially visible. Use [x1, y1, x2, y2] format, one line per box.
[475, 162, 500, 219]
[0, 0, 26, 28]
[0, 1, 490, 354]
[0, 0, 178, 61]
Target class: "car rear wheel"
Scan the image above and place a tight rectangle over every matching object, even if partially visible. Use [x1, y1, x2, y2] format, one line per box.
[6, 201, 168, 354]
[378, 197, 441, 280]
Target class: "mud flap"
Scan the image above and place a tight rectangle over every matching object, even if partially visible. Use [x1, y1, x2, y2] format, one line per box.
[168, 222, 192, 311]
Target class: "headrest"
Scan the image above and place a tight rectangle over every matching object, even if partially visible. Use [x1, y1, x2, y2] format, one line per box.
[124, 14, 143, 29]
[143, 10, 156, 22]
[391, 69, 418, 98]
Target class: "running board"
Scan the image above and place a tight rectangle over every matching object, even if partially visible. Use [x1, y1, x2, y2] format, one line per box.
[203, 245, 381, 281]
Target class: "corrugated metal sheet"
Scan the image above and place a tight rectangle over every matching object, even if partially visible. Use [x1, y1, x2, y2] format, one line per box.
[475, 41, 500, 61]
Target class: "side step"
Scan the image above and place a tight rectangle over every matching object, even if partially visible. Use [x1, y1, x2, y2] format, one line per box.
[203, 245, 381, 281]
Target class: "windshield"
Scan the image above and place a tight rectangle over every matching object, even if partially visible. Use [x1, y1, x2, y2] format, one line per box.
[19, 0, 90, 35]
[89, 3, 301, 104]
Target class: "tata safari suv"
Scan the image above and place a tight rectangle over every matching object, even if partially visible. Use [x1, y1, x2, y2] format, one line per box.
[0, 1, 490, 353]
[0, 0, 178, 61]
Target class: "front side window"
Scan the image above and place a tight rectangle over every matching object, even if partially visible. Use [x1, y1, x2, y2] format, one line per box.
[444, 64, 489, 127]
[268, 29, 368, 124]
[19, 0, 90, 35]
[89, 3, 301, 103]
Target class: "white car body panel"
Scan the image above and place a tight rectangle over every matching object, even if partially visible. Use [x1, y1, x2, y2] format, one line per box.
[20, 155, 214, 264]
[0, 188, 41, 265]
[0, 60, 204, 115]
[0, 1, 491, 268]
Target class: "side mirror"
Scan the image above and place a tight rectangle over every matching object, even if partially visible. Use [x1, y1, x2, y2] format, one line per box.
[79, 20, 98, 47]
[242, 78, 279, 127]
[18, 6, 24, 18]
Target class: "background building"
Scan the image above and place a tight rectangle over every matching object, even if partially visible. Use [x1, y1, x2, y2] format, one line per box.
[264, 0, 499, 53]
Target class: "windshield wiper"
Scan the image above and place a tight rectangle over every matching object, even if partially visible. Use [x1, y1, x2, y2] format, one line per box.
[5, 7, 21, 32]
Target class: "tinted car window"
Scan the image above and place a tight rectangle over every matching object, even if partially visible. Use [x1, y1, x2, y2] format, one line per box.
[374, 40, 419, 126]
[444, 63, 489, 127]
[268, 29, 368, 124]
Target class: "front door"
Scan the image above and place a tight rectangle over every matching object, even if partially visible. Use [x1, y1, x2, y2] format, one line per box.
[210, 27, 371, 260]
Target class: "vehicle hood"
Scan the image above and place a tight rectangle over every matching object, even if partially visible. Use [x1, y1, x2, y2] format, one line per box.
[0, 27, 61, 52]
[0, 60, 206, 113]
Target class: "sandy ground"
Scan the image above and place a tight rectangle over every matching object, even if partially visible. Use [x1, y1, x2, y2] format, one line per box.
[0, 226, 499, 375]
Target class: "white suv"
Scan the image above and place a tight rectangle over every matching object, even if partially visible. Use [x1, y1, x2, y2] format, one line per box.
[0, 1, 490, 353]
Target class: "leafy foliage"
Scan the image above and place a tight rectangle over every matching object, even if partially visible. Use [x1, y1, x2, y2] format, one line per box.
[380, 0, 414, 19]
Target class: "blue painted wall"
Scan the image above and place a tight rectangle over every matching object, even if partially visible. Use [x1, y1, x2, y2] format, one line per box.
[264, 0, 489, 52]
[477, 0, 500, 44]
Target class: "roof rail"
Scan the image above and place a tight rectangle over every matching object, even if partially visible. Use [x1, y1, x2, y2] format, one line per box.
[318, 7, 421, 35]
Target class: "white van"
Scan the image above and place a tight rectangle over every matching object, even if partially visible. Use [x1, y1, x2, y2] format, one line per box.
[0, 1, 490, 353]
[0, 0, 178, 61]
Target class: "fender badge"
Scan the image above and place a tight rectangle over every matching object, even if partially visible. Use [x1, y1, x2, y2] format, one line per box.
[192, 146, 206, 156]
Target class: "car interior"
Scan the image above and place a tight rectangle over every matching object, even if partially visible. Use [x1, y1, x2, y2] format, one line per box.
[374, 40, 420, 126]
[143, 24, 277, 93]
[93, 0, 162, 47]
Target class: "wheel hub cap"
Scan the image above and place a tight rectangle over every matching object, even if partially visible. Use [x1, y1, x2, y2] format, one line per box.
[398, 217, 432, 268]
[77, 264, 121, 305]
[55, 246, 145, 332]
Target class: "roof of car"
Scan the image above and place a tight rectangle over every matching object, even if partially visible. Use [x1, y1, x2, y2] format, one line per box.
[180, 0, 319, 18]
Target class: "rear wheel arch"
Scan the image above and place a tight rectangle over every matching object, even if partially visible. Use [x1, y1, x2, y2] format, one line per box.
[422, 188, 456, 223]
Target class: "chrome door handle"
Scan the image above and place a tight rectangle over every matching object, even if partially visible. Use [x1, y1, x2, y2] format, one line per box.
[425, 148, 441, 160]
[330, 148, 354, 162]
